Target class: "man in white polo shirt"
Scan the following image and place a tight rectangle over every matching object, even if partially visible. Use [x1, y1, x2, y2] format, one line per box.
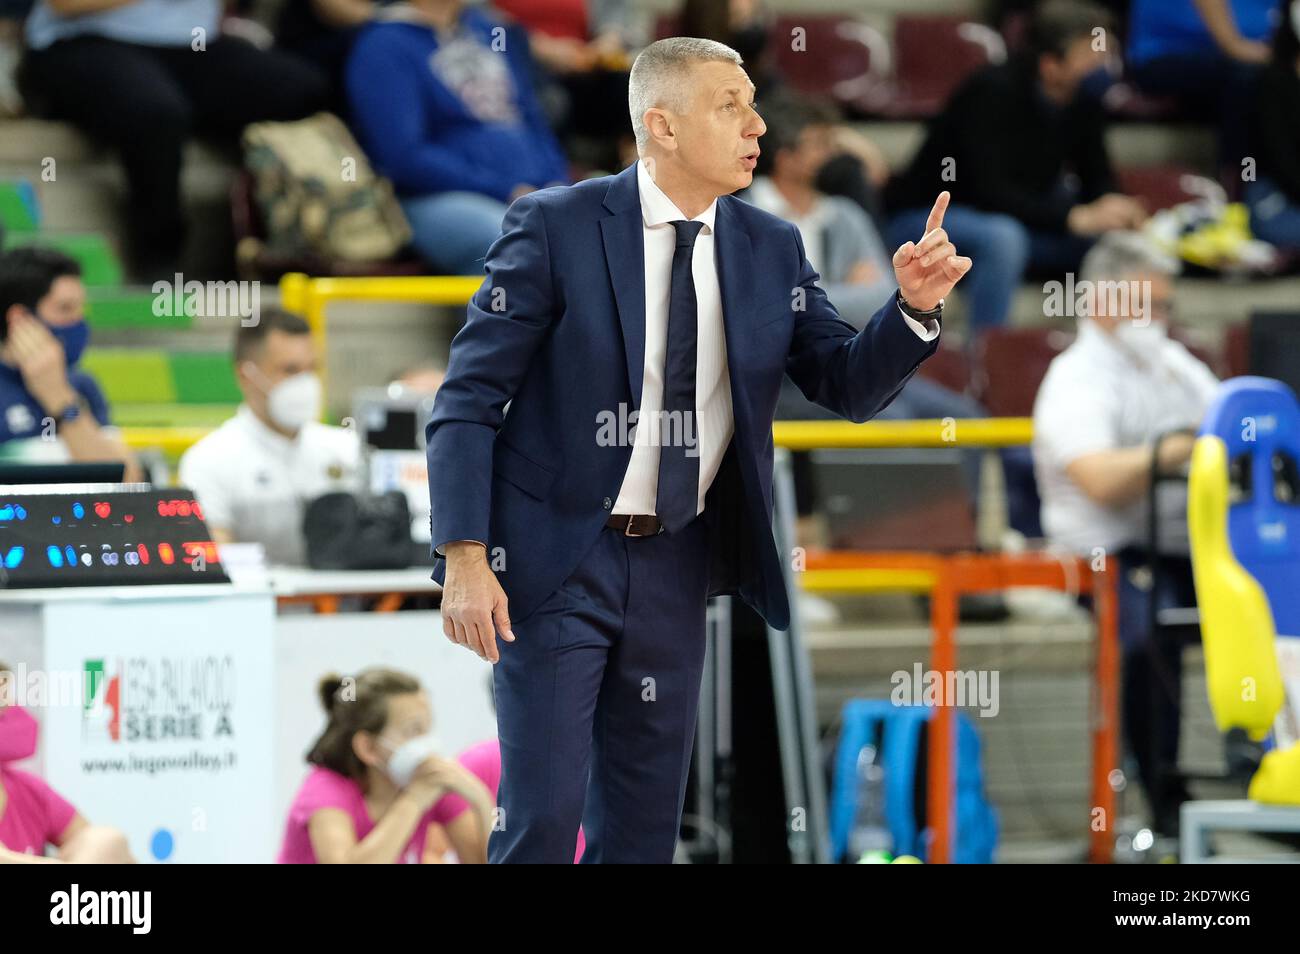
[1032, 231, 1219, 836]
[179, 308, 361, 566]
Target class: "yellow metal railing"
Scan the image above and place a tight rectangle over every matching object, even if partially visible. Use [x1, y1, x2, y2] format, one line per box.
[125, 417, 1036, 462]
[120, 271, 1037, 465]
[772, 417, 1032, 450]
[278, 272, 482, 391]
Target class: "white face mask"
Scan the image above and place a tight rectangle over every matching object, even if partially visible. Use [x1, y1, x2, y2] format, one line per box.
[246, 368, 322, 433]
[379, 732, 442, 788]
[1112, 318, 1168, 358]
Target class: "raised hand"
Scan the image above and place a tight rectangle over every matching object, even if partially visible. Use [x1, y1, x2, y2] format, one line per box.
[891, 191, 972, 312]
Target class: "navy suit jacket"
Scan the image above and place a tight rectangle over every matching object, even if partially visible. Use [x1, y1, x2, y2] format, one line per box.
[426, 161, 939, 631]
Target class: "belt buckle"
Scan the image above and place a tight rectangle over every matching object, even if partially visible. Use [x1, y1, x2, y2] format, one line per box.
[623, 514, 644, 537]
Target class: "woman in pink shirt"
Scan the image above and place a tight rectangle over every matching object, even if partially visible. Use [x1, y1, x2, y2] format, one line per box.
[0, 664, 135, 864]
[278, 668, 497, 864]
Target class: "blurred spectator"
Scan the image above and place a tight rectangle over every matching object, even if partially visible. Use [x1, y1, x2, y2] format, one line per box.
[1127, 0, 1281, 176]
[0, 247, 142, 481]
[278, 669, 496, 863]
[178, 307, 361, 565]
[492, 0, 644, 170]
[0, 665, 135, 863]
[747, 93, 1038, 562]
[886, 0, 1145, 333]
[1032, 232, 1218, 835]
[17, 0, 328, 279]
[679, 0, 777, 93]
[679, 0, 893, 230]
[743, 94, 894, 323]
[276, 0, 394, 107]
[345, 0, 570, 275]
[1246, 0, 1300, 251]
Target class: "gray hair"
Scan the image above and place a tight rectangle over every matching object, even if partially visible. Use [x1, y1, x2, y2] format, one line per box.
[1079, 231, 1179, 286]
[627, 37, 743, 153]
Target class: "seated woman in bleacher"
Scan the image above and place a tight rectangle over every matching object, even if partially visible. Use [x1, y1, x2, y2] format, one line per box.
[1126, 0, 1278, 176]
[0, 246, 141, 481]
[1246, 0, 1300, 254]
[278, 668, 499, 864]
[17, 0, 328, 279]
[344, 0, 571, 276]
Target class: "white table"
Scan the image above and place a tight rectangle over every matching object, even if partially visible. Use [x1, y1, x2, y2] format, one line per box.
[1181, 799, 1300, 863]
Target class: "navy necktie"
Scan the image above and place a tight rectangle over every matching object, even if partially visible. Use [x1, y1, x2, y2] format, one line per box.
[656, 219, 705, 534]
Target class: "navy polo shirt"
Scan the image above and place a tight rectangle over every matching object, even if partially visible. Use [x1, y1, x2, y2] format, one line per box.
[0, 361, 111, 444]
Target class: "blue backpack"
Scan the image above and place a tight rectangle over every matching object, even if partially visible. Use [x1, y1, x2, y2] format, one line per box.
[829, 700, 999, 863]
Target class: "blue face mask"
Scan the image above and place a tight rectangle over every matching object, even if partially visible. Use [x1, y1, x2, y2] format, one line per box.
[42, 318, 90, 367]
[1078, 64, 1117, 104]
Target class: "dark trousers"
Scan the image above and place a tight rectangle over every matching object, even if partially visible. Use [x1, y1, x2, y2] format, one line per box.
[1129, 54, 1262, 186]
[489, 514, 712, 863]
[19, 35, 328, 276]
[1116, 546, 1198, 832]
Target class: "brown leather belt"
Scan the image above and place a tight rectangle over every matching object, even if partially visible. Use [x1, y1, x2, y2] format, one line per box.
[606, 513, 663, 536]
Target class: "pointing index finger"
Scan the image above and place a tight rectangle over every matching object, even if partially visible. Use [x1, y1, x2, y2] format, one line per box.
[925, 191, 951, 235]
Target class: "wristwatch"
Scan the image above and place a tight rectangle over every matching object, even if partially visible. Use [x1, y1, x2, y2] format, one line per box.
[897, 290, 944, 321]
[52, 397, 84, 431]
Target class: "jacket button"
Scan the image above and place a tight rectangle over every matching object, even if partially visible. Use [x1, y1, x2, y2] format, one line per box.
[602, 497, 612, 510]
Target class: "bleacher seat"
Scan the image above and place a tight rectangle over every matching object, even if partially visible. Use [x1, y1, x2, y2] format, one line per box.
[1116, 164, 1204, 213]
[1224, 321, 1250, 379]
[971, 326, 1075, 417]
[769, 14, 887, 110]
[915, 339, 972, 395]
[0, 179, 39, 232]
[876, 15, 1005, 119]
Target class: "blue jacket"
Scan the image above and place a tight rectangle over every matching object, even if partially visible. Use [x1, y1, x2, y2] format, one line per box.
[425, 162, 938, 630]
[345, 9, 569, 202]
[0, 363, 109, 444]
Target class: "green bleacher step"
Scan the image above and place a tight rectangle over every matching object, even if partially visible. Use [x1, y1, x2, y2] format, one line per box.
[0, 180, 40, 233]
[1, 231, 123, 287]
[87, 289, 195, 330]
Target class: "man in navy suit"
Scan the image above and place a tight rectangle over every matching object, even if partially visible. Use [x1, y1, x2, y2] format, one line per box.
[426, 36, 972, 863]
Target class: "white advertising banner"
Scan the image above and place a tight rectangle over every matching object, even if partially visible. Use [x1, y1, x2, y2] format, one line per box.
[37, 591, 276, 863]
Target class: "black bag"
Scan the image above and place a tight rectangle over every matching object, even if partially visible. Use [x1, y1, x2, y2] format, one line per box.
[302, 491, 413, 570]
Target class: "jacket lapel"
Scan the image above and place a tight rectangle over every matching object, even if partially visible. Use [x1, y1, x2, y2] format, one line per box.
[600, 162, 647, 411]
[714, 196, 757, 442]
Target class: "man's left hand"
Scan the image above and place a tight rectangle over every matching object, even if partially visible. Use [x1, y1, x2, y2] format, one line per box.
[892, 191, 972, 312]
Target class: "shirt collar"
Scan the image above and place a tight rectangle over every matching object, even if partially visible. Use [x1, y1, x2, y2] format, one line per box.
[636, 158, 717, 234]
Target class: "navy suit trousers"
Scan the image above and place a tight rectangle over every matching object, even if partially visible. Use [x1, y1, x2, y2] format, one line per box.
[488, 513, 711, 863]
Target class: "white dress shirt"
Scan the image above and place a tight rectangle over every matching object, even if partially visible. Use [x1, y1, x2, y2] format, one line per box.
[614, 158, 939, 518]
[612, 159, 734, 517]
